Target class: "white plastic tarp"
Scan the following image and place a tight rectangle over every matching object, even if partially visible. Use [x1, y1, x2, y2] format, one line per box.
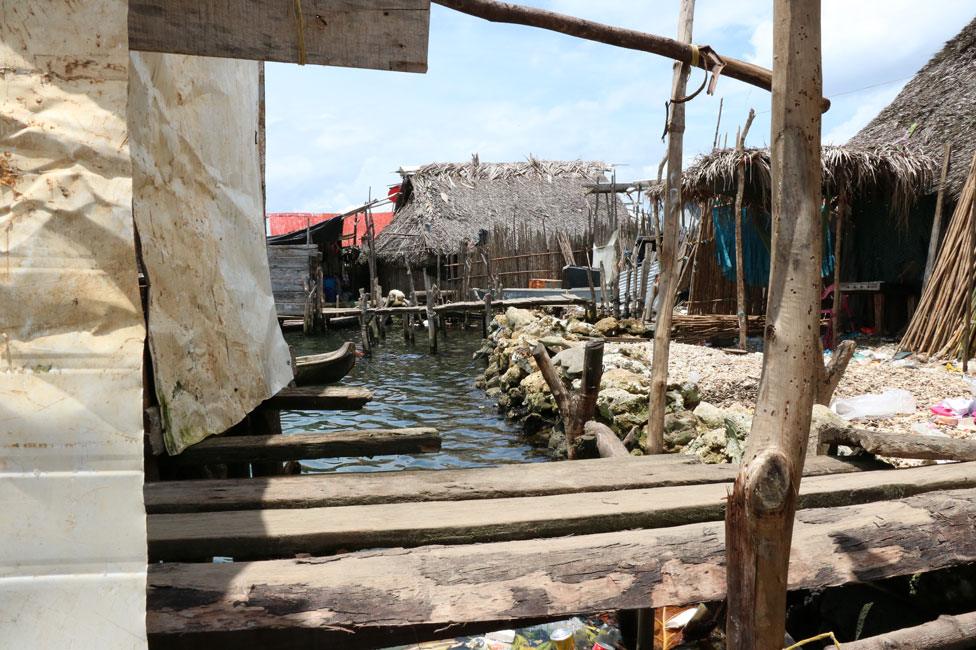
[129, 52, 293, 455]
[0, 1, 147, 647]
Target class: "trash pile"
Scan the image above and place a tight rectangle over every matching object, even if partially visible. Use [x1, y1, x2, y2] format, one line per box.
[475, 307, 976, 461]
[389, 615, 621, 650]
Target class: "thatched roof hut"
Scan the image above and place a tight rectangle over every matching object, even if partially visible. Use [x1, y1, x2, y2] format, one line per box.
[374, 158, 620, 262]
[850, 16, 976, 199]
[681, 145, 936, 216]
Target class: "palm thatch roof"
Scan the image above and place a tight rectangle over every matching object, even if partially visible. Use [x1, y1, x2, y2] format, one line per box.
[374, 158, 620, 262]
[679, 144, 936, 218]
[849, 16, 976, 198]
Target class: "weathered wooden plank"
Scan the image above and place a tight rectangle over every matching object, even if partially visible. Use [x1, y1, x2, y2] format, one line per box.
[144, 455, 874, 514]
[823, 426, 976, 462]
[129, 0, 430, 72]
[259, 386, 372, 411]
[168, 428, 440, 465]
[147, 461, 976, 562]
[147, 487, 976, 649]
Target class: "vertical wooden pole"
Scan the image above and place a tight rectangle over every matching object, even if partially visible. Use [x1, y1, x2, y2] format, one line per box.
[725, 1, 823, 648]
[358, 289, 371, 356]
[482, 291, 492, 339]
[646, 0, 695, 454]
[734, 109, 756, 350]
[923, 143, 952, 289]
[424, 265, 437, 354]
[712, 96, 724, 151]
[831, 183, 848, 348]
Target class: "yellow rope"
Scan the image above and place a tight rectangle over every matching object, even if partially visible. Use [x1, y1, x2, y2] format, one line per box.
[293, 0, 308, 65]
[690, 44, 700, 68]
[784, 631, 842, 649]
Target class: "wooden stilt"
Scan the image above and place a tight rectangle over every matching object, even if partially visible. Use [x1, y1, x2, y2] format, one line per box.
[358, 289, 371, 356]
[734, 109, 756, 350]
[424, 267, 437, 354]
[482, 291, 492, 339]
[646, 0, 695, 454]
[725, 1, 823, 648]
[922, 143, 952, 289]
[831, 183, 848, 349]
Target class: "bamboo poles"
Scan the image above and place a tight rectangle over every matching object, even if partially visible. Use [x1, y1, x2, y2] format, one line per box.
[923, 143, 952, 288]
[725, 1, 824, 647]
[900, 153, 976, 358]
[733, 109, 756, 349]
[831, 178, 849, 348]
[646, 0, 694, 455]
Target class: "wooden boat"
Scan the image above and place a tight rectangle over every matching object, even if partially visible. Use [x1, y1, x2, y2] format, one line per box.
[294, 341, 357, 386]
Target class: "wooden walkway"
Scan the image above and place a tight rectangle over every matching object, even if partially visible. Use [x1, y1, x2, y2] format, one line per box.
[145, 455, 976, 648]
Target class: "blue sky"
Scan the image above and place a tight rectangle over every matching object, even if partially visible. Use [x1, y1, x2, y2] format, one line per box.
[265, 1, 975, 213]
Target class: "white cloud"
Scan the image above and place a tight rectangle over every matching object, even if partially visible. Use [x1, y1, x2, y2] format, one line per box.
[265, 3, 974, 212]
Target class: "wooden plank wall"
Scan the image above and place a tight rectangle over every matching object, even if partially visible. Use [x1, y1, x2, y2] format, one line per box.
[268, 244, 321, 316]
[377, 213, 641, 297]
[128, 0, 431, 72]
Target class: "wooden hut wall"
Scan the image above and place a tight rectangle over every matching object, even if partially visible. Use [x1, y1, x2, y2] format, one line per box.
[377, 213, 640, 297]
[688, 201, 765, 316]
[267, 244, 322, 316]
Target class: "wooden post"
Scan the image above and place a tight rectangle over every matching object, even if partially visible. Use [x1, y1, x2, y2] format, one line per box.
[358, 289, 371, 356]
[831, 183, 848, 348]
[712, 96, 723, 150]
[725, 2, 823, 648]
[646, 0, 694, 455]
[734, 109, 756, 350]
[482, 291, 492, 339]
[923, 143, 952, 289]
[585, 252, 598, 320]
[532, 340, 604, 459]
[423, 265, 437, 354]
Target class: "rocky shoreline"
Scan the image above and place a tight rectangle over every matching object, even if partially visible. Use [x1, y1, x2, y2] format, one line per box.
[474, 305, 976, 464]
[474, 307, 755, 462]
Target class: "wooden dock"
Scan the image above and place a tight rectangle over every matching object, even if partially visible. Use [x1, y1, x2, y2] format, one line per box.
[145, 456, 976, 648]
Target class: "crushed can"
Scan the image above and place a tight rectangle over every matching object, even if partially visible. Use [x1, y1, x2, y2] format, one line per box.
[592, 642, 615, 650]
[550, 627, 574, 650]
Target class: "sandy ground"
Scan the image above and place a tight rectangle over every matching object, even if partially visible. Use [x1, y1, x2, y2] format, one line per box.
[611, 339, 974, 436]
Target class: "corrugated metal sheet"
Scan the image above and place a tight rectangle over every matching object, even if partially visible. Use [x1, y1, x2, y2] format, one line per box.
[0, 1, 147, 647]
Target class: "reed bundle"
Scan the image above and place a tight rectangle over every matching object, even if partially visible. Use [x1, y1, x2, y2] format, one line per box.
[900, 153, 976, 358]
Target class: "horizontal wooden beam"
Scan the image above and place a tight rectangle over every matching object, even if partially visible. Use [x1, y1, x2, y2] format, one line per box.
[167, 428, 440, 465]
[259, 386, 372, 411]
[145, 455, 871, 514]
[128, 0, 430, 72]
[147, 462, 976, 562]
[822, 426, 976, 462]
[147, 486, 976, 648]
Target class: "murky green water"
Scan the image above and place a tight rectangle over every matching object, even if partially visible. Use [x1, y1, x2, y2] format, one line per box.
[283, 324, 549, 473]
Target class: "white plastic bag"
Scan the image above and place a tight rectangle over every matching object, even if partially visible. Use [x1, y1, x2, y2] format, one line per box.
[831, 389, 917, 420]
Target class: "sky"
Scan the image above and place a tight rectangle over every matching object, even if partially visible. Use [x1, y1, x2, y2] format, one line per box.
[265, 1, 975, 213]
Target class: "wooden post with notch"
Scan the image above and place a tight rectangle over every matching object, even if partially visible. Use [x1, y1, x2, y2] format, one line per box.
[646, 0, 695, 455]
[725, 1, 823, 648]
[532, 340, 604, 459]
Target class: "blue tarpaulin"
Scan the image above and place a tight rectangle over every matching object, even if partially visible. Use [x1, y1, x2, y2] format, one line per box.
[712, 204, 834, 286]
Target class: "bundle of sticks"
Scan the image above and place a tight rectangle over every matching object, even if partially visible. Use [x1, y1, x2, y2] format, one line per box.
[900, 152, 976, 359]
[671, 314, 765, 343]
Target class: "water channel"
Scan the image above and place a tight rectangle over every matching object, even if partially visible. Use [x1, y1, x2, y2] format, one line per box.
[283, 326, 549, 473]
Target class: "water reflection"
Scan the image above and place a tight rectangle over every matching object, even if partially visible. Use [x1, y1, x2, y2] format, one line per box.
[283, 325, 549, 473]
